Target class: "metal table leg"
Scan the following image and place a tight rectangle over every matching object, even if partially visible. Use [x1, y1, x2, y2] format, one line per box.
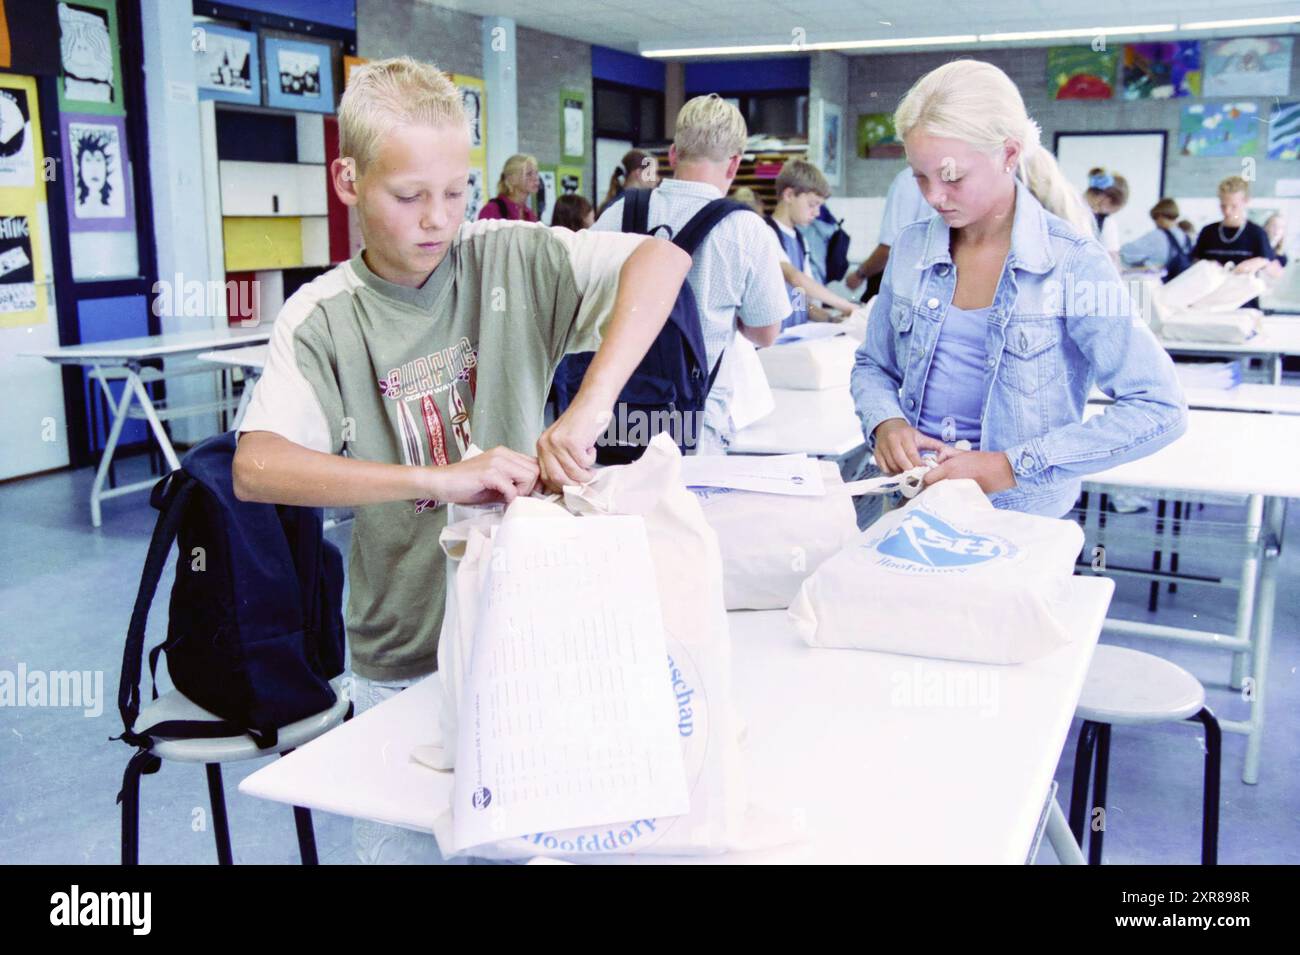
[1241, 496, 1284, 785]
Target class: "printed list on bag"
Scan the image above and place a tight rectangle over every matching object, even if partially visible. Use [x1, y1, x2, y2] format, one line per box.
[452, 515, 690, 851]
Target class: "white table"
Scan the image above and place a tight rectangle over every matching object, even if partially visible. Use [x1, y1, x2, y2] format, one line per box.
[25, 327, 271, 525]
[1079, 407, 1300, 783]
[1160, 318, 1300, 384]
[240, 577, 1114, 864]
[198, 344, 268, 431]
[728, 386, 863, 457]
[1090, 382, 1300, 415]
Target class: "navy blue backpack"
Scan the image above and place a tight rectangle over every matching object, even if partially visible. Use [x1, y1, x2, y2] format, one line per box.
[1161, 228, 1194, 284]
[115, 432, 346, 752]
[552, 188, 753, 464]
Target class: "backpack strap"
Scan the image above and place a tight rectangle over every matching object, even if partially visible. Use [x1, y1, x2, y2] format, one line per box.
[492, 196, 510, 219]
[113, 469, 273, 751]
[674, 198, 750, 257]
[764, 212, 807, 263]
[621, 187, 652, 234]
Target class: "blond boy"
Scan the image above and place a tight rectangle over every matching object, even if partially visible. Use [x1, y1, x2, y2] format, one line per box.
[232, 58, 689, 861]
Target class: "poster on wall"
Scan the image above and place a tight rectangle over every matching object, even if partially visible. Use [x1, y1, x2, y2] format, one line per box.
[1204, 37, 1293, 98]
[1179, 102, 1259, 157]
[264, 36, 336, 113]
[0, 204, 48, 329]
[464, 165, 486, 222]
[556, 165, 584, 203]
[0, 82, 37, 189]
[452, 74, 486, 162]
[1120, 42, 1201, 99]
[344, 55, 369, 88]
[1268, 102, 1300, 161]
[856, 112, 902, 158]
[536, 165, 557, 225]
[817, 101, 842, 187]
[1047, 46, 1116, 100]
[57, 0, 124, 116]
[60, 113, 134, 231]
[194, 23, 260, 105]
[561, 90, 585, 163]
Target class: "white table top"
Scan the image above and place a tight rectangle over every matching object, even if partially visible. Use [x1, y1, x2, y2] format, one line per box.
[240, 576, 1115, 864]
[197, 344, 268, 371]
[23, 326, 270, 364]
[1091, 382, 1300, 415]
[1083, 406, 1300, 498]
[729, 386, 865, 457]
[1160, 318, 1300, 357]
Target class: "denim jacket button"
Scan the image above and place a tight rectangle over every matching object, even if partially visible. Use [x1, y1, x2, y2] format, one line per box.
[907, 398, 916, 410]
[1020, 453, 1033, 471]
[986, 356, 995, 368]
[927, 297, 940, 309]
[936, 264, 950, 276]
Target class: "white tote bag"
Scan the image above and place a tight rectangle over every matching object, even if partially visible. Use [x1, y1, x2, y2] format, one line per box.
[693, 460, 859, 610]
[430, 434, 786, 858]
[790, 479, 1085, 665]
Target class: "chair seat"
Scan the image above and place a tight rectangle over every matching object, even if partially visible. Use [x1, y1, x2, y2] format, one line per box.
[134, 677, 350, 763]
[1076, 645, 1205, 726]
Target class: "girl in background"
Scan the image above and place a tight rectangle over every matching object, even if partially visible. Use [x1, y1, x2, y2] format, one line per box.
[1085, 167, 1129, 267]
[597, 148, 657, 217]
[551, 193, 594, 231]
[478, 153, 540, 221]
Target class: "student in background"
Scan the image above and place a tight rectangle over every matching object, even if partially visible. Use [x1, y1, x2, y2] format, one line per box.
[730, 185, 764, 214]
[551, 193, 594, 230]
[1178, 218, 1196, 247]
[1192, 175, 1283, 308]
[1265, 213, 1288, 268]
[767, 159, 857, 328]
[853, 59, 1186, 519]
[592, 94, 791, 453]
[478, 153, 540, 221]
[233, 57, 690, 863]
[1120, 197, 1193, 280]
[845, 166, 937, 298]
[1085, 167, 1128, 266]
[597, 148, 656, 217]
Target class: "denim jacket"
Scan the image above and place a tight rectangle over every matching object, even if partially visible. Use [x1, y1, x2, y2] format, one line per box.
[851, 178, 1188, 518]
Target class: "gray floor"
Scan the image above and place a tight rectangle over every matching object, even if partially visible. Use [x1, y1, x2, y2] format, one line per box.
[1, 453, 1297, 864]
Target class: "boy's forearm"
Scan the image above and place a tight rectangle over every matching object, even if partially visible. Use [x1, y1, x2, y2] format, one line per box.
[781, 262, 853, 312]
[233, 431, 431, 506]
[573, 238, 691, 407]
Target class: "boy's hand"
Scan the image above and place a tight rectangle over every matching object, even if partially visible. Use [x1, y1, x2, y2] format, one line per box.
[922, 449, 1017, 495]
[872, 418, 946, 474]
[537, 398, 609, 490]
[844, 269, 864, 291]
[427, 447, 539, 505]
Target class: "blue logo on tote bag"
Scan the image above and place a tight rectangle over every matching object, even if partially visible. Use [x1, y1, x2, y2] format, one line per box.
[876, 510, 1014, 569]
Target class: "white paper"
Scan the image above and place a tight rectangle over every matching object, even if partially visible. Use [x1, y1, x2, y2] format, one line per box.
[680, 452, 826, 496]
[776, 322, 848, 344]
[451, 515, 690, 851]
[724, 333, 775, 431]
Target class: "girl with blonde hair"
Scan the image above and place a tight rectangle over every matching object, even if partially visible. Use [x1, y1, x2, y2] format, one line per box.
[852, 59, 1186, 518]
[478, 153, 540, 221]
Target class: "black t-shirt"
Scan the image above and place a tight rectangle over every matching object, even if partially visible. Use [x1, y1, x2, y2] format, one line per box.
[1193, 220, 1276, 308]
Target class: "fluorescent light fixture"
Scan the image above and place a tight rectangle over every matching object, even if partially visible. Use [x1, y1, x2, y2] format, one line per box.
[979, 24, 1176, 42]
[641, 35, 978, 58]
[1181, 15, 1300, 30]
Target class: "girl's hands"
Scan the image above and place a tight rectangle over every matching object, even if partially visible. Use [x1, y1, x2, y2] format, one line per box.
[872, 418, 947, 474]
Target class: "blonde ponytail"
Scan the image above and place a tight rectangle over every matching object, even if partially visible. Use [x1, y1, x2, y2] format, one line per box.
[894, 60, 1095, 238]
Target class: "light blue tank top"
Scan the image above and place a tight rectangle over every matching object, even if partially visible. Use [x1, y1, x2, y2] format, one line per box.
[917, 303, 989, 447]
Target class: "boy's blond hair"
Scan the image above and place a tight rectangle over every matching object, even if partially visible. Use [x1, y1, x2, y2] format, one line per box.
[338, 56, 466, 174]
[673, 94, 747, 163]
[775, 159, 831, 200]
[1218, 175, 1250, 199]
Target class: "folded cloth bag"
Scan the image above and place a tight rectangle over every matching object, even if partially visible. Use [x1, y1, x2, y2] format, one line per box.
[429, 433, 794, 858]
[1159, 308, 1263, 344]
[757, 334, 857, 390]
[790, 479, 1084, 665]
[693, 460, 858, 610]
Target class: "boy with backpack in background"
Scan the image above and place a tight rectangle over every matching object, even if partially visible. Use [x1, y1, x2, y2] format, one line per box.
[766, 159, 858, 328]
[231, 56, 690, 862]
[591, 94, 792, 454]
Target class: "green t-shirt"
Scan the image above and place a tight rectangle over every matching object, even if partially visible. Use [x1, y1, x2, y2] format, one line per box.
[240, 219, 649, 680]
